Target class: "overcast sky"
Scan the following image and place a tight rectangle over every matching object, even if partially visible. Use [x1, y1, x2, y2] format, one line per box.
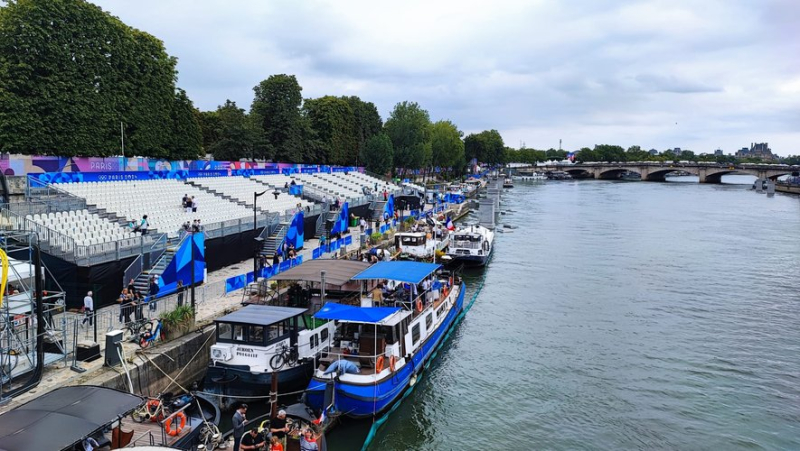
[91, 0, 800, 156]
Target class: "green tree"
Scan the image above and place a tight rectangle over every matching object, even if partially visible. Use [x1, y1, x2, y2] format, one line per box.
[196, 110, 222, 152]
[250, 74, 304, 162]
[593, 144, 626, 162]
[302, 96, 357, 165]
[429, 120, 464, 178]
[342, 96, 382, 166]
[465, 130, 505, 165]
[164, 89, 203, 159]
[206, 100, 262, 161]
[361, 133, 393, 175]
[384, 101, 431, 174]
[0, 0, 194, 157]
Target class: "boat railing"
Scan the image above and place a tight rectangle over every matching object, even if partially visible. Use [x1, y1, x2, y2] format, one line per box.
[126, 430, 155, 448]
[154, 399, 197, 446]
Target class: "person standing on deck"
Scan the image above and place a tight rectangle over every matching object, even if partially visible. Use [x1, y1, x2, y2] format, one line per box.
[232, 403, 248, 451]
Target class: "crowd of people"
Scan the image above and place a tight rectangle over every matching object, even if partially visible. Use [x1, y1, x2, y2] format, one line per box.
[232, 404, 320, 451]
[116, 276, 162, 323]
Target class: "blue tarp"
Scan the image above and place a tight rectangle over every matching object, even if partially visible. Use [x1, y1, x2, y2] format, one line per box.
[314, 303, 401, 324]
[351, 261, 441, 284]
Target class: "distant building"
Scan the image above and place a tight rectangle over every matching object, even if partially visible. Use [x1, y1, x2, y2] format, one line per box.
[714, 149, 723, 156]
[648, 148, 658, 155]
[736, 142, 774, 161]
[672, 147, 681, 156]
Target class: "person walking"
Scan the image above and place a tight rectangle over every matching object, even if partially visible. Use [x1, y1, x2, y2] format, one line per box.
[232, 403, 248, 451]
[139, 215, 150, 235]
[191, 196, 197, 213]
[81, 291, 94, 327]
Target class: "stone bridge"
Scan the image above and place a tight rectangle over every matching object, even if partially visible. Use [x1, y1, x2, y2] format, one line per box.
[519, 163, 800, 183]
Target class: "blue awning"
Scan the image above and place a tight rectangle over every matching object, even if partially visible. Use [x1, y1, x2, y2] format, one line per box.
[351, 261, 441, 284]
[313, 303, 401, 324]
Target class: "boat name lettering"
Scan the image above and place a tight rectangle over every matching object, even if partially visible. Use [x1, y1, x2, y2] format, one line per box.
[236, 347, 257, 358]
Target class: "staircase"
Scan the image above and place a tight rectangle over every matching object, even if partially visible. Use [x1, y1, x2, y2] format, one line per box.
[132, 245, 177, 293]
[371, 200, 387, 220]
[260, 223, 288, 258]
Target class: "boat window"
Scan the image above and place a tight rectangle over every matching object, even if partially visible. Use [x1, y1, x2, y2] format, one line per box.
[247, 325, 265, 345]
[412, 323, 420, 344]
[310, 334, 316, 350]
[320, 328, 329, 343]
[314, 334, 319, 348]
[217, 323, 232, 341]
[437, 305, 446, 319]
[267, 322, 284, 341]
[425, 314, 433, 331]
[233, 324, 245, 341]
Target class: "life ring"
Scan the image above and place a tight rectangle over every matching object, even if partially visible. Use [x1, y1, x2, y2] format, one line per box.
[389, 355, 397, 372]
[164, 411, 187, 436]
[415, 299, 423, 312]
[442, 286, 449, 297]
[376, 355, 385, 373]
[146, 399, 162, 422]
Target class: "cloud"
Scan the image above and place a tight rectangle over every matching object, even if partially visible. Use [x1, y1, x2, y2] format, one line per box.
[88, 0, 800, 156]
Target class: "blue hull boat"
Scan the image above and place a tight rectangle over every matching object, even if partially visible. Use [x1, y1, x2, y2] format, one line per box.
[306, 279, 465, 418]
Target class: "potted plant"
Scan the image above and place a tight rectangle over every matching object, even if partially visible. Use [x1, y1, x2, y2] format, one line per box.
[159, 304, 195, 340]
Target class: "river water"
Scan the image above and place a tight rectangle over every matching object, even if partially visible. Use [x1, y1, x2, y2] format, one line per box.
[327, 175, 800, 450]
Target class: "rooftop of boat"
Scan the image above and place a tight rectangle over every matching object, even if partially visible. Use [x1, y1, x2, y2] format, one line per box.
[214, 305, 308, 326]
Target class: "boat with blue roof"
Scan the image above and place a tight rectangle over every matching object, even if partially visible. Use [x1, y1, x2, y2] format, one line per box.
[304, 261, 465, 418]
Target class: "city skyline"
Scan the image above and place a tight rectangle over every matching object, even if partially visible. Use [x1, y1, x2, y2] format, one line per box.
[90, 0, 800, 156]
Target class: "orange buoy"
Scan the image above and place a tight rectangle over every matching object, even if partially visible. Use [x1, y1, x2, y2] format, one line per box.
[164, 411, 187, 436]
[416, 299, 423, 312]
[389, 355, 397, 372]
[376, 355, 385, 373]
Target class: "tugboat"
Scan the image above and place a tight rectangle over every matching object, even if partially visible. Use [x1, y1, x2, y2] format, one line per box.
[445, 224, 494, 267]
[204, 305, 336, 409]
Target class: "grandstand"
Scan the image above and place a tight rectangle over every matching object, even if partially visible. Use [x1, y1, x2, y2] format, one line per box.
[59, 179, 256, 239]
[188, 176, 314, 213]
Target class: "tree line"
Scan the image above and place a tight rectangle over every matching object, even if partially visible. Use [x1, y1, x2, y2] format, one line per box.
[0, 0, 508, 176]
[506, 145, 800, 166]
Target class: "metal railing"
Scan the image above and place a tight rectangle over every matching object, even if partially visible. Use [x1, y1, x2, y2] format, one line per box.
[123, 255, 143, 288]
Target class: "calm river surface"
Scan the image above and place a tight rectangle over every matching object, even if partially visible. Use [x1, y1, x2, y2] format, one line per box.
[329, 175, 800, 450]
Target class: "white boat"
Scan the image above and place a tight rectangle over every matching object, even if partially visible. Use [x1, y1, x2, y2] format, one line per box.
[516, 172, 547, 181]
[503, 177, 514, 188]
[446, 224, 494, 267]
[394, 231, 450, 261]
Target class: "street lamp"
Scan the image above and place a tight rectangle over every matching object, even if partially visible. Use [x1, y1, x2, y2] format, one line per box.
[253, 190, 267, 282]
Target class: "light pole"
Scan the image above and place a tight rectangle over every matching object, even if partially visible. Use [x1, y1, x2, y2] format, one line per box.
[253, 190, 267, 282]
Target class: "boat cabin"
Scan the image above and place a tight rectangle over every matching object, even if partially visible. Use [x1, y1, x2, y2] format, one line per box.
[211, 305, 334, 368]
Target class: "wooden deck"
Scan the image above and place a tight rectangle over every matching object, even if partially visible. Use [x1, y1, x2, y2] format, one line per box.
[118, 414, 199, 448]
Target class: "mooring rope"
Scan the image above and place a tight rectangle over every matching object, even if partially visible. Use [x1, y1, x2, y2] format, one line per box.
[360, 280, 485, 451]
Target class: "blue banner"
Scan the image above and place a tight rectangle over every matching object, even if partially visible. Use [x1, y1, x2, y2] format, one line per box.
[225, 275, 246, 293]
[279, 261, 291, 272]
[344, 235, 352, 245]
[300, 166, 318, 174]
[313, 247, 323, 259]
[289, 185, 303, 196]
[187, 170, 228, 178]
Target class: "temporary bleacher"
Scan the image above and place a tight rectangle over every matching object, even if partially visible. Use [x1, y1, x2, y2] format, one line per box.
[189, 176, 314, 213]
[59, 179, 254, 238]
[26, 210, 136, 246]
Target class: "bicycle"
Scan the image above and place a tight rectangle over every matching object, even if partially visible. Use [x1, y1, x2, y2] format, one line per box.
[132, 394, 171, 423]
[269, 342, 298, 370]
[124, 317, 152, 342]
[139, 319, 164, 349]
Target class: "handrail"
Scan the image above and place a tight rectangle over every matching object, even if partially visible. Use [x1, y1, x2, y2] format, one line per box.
[123, 254, 143, 287]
